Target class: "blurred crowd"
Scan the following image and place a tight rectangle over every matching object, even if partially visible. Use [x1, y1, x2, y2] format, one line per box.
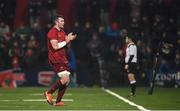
[0, 0, 179, 86]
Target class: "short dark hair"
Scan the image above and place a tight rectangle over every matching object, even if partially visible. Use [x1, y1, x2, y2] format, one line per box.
[54, 14, 63, 22]
[125, 33, 135, 42]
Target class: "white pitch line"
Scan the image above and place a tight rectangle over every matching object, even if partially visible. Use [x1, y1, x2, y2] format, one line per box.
[64, 93, 73, 96]
[0, 105, 28, 108]
[0, 99, 20, 102]
[0, 99, 73, 102]
[30, 93, 72, 96]
[30, 93, 42, 96]
[23, 99, 73, 102]
[103, 89, 150, 111]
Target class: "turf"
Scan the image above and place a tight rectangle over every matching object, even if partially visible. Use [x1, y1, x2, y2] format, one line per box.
[111, 87, 180, 110]
[0, 87, 179, 110]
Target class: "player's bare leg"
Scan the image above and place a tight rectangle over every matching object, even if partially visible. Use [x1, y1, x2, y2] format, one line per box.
[54, 71, 70, 106]
[55, 76, 70, 106]
[45, 79, 63, 105]
[128, 73, 136, 97]
[45, 70, 70, 106]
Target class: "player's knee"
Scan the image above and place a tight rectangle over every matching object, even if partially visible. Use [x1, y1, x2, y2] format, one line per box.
[128, 74, 135, 81]
[60, 77, 70, 85]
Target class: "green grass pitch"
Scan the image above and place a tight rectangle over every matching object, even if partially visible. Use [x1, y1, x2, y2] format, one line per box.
[0, 87, 180, 110]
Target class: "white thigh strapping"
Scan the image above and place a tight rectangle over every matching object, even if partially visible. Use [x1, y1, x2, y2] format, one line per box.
[57, 70, 71, 77]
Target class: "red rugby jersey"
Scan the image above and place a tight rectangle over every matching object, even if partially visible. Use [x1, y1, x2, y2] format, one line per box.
[47, 27, 68, 64]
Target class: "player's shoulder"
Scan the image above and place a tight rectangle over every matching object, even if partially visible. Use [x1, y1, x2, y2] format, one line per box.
[128, 42, 136, 48]
[47, 27, 58, 37]
[48, 27, 58, 34]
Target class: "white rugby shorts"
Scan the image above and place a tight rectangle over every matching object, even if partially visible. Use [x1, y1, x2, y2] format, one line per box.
[57, 70, 71, 77]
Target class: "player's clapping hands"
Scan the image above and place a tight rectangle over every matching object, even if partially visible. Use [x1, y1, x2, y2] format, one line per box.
[67, 32, 76, 41]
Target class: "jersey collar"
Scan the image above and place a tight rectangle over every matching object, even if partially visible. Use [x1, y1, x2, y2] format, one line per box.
[127, 42, 134, 47]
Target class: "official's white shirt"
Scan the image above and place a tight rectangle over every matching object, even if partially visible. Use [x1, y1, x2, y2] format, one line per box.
[125, 42, 137, 63]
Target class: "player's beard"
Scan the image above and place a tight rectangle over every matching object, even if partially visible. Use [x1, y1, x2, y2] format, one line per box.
[62, 25, 64, 28]
[57, 25, 64, 31]
[60, 24, 64, 29]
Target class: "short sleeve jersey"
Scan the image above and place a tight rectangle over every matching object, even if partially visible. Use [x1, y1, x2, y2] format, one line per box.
[47, 27, 68, 65]
[125, 42, 137, 63]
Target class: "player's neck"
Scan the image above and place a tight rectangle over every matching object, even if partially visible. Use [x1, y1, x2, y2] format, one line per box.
[54, 25, 61, 31]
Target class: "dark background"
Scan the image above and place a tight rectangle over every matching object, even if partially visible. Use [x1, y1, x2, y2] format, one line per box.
[0, 0, 179, 87]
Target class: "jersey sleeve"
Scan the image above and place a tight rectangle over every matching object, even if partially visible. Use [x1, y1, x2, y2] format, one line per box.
[47, 29, 57, 40]
[129, 45, 137, 55]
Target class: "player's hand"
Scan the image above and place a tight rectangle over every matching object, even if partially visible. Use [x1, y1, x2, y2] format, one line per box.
[125, 64, 128, 70]
[71, 34, 77, 40]
[67, 32, 73, 37]
[67, 32, 77, 40]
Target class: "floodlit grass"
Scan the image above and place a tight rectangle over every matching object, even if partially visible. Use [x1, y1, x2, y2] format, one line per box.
[0, 87, 179, 110]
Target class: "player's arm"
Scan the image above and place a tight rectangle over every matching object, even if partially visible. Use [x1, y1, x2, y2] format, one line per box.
[127, 45, 135, 64]
[50, 33, 76, 50]
[65, 32, 77, 48]
[125, 46, 135, 70]
[125, 55, 134, 70]
[128, 55, 134, 64]
[50, 39, 65, 50]
[66, 32, 76, 41]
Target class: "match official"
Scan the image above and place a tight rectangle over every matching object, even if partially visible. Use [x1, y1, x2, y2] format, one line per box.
[124, 35, 137, 97]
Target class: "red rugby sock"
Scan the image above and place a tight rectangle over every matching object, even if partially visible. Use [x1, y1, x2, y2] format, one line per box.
[48, 79, 62, 94]
[56, 85, 67, 103]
